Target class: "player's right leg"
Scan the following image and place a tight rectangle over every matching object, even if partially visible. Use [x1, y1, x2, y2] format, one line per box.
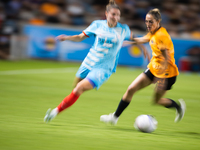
[153, 76, 186, 122]
[175, 99, 186, 122]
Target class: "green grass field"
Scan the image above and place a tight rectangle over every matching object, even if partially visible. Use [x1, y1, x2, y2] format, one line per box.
[0, 60, 200, 150]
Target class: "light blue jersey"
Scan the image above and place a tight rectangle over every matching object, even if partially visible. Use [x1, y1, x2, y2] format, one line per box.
[76, 20, 131, 89]
[82, 20, 131, 72]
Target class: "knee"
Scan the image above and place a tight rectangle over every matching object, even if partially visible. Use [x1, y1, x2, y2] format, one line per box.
[127, 85, 137, 95]
[73, 83, 84, 95]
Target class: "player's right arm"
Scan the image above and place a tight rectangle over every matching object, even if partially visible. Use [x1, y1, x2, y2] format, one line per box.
[130, 34, 150, 44]
[133, 36, 150, 44]
[123, 35, 150, 46]
[124, 34, 151, 61]
[56, 33, 88, 42]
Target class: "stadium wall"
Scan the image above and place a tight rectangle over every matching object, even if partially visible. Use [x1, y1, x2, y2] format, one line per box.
[22, 25, 200, 72]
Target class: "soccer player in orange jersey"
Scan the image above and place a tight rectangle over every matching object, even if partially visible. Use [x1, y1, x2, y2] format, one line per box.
[100, 8, 186, 125]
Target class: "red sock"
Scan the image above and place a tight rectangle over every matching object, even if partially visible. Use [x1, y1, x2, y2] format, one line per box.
[57, 90, 80, 113]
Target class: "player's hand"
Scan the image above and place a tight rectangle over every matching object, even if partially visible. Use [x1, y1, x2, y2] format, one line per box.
[55, 34, 67, 41]
[122, 41, 136, 46]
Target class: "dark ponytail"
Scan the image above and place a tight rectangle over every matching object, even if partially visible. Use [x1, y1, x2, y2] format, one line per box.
[147, 8, 162, 22]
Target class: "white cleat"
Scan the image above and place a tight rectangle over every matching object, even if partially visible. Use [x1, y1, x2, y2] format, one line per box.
[100, 113, 118, 125]
[44, 108, 58, 123]
[175, 99, 186, 123]
[44, 108, 51, 123]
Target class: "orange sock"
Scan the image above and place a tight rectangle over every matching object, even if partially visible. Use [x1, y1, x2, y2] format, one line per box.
[57, 90, 80, 113]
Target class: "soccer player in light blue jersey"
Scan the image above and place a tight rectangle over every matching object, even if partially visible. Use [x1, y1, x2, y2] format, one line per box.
[44, 0, 147, 123]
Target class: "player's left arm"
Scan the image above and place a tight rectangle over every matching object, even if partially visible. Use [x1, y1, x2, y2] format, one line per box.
[161, 48, 169, 69]
[154, 48, 169, 91]
[154, 34, 171, 90]
[158, 34, 171, 70]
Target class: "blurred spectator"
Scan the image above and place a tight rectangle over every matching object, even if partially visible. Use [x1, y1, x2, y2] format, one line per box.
[40, 1, 60, 23]
[7, 0, 22, 15]
[66, 1, 85, 25]
[29, 12, 46, 26]
[19, 7, 35, 23]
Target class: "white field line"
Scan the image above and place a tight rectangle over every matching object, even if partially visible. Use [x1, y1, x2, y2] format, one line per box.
[0, 68, 77, 75]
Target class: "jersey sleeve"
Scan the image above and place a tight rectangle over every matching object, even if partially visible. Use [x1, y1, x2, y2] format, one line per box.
[83, 21, 98, 37]
[124, 25, 131, 40]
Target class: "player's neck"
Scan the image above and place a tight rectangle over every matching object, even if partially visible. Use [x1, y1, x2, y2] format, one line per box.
[107, 22, 117, 28]
[151, 26, 161, 34]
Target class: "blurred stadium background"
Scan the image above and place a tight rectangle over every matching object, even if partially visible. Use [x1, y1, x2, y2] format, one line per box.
[0, 0, 200, 71]
[0, 1, 200, 150]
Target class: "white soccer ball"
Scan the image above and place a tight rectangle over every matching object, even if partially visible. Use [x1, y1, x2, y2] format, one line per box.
[134, 115, 158, 133]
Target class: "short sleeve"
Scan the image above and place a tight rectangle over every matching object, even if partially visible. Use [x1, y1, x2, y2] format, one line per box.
[83, 21, 98, 37]
[124, 25, 131, 40]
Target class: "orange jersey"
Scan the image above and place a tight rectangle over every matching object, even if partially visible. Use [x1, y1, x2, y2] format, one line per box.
[145, 27, 179, 78]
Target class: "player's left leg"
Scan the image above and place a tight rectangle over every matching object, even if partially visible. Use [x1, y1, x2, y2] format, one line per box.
[153, 91, 186, 122]
[153, 77, 186, 122]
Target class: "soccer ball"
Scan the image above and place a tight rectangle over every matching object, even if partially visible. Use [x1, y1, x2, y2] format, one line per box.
[134, 115, 158, 133]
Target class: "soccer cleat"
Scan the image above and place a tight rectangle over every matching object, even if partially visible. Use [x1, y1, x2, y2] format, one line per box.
[44, 108, 58, 123]
[44, 108, 51, 123]
[174, 99, 186, 123]
[100, 113, 119, 125]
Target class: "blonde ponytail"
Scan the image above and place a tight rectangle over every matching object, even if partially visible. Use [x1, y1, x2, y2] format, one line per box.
[106, 0, 120, 12]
